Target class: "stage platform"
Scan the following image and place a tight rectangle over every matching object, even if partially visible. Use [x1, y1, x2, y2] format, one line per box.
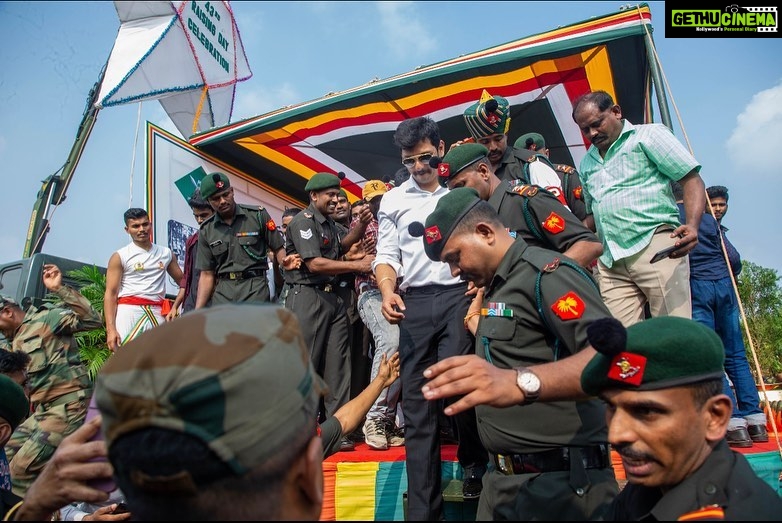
[321, 437, 782, 521]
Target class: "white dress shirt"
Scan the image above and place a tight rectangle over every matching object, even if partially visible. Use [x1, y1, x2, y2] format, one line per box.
[372, 177, 462, 292]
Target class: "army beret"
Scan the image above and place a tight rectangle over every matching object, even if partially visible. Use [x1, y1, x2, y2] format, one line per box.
[434, 143, 490, 187]
[463, 89, 511, 140]
[305, 172, 342, 192]
[418, 187, 483, 261]
[0, 374, 29, 431]
[515, 132, 546, 151]
[581, 316, 725, 396]
[95, 304, 327, 485]
[199, 172, 231, 200]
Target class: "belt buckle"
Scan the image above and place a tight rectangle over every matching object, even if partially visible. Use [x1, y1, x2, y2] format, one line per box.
[229, 272, 239, 280]
[495, 454, 513, 476]
[323, 284, 333, 293]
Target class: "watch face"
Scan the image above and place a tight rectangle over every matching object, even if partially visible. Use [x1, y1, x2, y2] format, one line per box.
[520, 372, 540, 391]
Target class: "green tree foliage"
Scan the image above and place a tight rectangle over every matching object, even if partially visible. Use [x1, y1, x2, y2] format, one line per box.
[737, 261, 782, 380]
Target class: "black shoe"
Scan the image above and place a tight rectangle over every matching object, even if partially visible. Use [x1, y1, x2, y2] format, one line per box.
[748, 424, 769, 443]
[461, 464, 486, 499]
[726, 427, 753, 448]
[339, 437, 355, 452]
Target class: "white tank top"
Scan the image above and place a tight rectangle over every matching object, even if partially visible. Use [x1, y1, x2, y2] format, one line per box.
[117, 242, 172, 301]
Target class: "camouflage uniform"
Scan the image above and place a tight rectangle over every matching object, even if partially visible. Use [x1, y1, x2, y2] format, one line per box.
[4, 286, 103, 497]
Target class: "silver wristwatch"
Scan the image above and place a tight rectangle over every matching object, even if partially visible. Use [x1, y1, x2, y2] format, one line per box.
[515, 367, 541, 405]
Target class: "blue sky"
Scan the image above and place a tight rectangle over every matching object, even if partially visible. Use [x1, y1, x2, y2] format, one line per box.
[1, 1, 781, 276]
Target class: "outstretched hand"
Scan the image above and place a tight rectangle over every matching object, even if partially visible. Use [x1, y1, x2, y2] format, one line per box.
[42, 263, 63, 293]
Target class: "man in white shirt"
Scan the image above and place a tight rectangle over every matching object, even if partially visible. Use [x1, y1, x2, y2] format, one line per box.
[373, 117, 488, 520]
[104, 208, 183, 351]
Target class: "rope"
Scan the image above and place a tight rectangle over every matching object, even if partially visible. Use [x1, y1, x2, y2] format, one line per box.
[631, 4, 781, 460]
[128, 101, 143, 208]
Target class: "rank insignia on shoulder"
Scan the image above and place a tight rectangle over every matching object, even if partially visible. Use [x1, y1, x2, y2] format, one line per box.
[542, 212, 565, 234]
[543, 257, 560, 272]
[303, 212, 313, 219]
[677, 505, 725, 521]
[551, 291, 585, 320]
[510, 184, 538, 197]
[555, 164, 575, 174]
[300, 229, 313, 240]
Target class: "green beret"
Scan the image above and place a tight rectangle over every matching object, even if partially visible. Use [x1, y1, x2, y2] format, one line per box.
[515, 132, 546, 151]
[199, 172, 231, 200]
[463, 89, 511, 140]
[436, 143, 489, 186]
[96, 304, 327, 483]
[421, 187, 482, 261]
[0, 374, 29, 431]
[305, 172, 341, 192]
[338, 188, 348, 199]
[581, 316, 725, 396]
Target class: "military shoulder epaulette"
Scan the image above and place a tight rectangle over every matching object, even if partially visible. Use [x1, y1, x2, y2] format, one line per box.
[520, 245, 560, 272]
[508, 183, 538, 198]
[555, 164, 575, 174]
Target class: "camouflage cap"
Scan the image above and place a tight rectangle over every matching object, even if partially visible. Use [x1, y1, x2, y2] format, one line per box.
[463, 89, 511, 140]
[581, 316, 725, 396]
[305, 172, 342, 192]
[0, 374, 30, 431]
[435, 143, 489, 186]
[515, 132, 546, 151]
[420, 187, 482, 261]
[0, 295, 19, 309]
[199, 172, 231, 200]
[95, 304, 327, 480]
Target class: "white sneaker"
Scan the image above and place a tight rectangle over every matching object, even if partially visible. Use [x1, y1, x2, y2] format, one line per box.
[385, 419, 405, 447]
[363, 419, 388, 450]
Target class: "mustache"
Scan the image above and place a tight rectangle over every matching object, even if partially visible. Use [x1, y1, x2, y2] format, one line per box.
[614, 444, 654, 462]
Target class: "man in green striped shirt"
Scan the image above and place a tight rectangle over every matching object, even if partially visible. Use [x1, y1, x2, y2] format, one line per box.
[571, 90, 706, 327]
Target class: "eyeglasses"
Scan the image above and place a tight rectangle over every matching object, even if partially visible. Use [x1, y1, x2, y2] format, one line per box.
[401, 152, 435, 167]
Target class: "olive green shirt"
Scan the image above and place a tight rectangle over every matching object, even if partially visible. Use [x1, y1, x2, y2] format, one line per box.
[284, 203, 342, 285]
[474, 239, 610, 454]
[196, 203, 283, 275]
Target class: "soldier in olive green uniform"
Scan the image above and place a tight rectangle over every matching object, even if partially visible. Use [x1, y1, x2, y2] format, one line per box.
[582, 316, 782, 520]
[1, 264, 103, 497]
[416, 188, 618, 520]
[435, 143, 602, 268]
[284, 172, 373, 422]
[195, 172, 284, 307]
[515, 132, 589, 222]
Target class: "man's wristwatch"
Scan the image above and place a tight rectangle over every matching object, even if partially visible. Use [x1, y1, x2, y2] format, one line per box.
[515, 367, 541, 405]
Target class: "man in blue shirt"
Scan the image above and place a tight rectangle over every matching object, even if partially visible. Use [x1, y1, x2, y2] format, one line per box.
[672, 182, 766, 447]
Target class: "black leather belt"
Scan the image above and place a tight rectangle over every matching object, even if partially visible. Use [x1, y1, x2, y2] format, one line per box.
[218, 269, 266, 281]
[299, 282, 335, 293]
[493, 445, 609, 475]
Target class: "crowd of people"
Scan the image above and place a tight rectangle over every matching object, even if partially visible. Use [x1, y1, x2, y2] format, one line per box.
[0, 88, 780, 521]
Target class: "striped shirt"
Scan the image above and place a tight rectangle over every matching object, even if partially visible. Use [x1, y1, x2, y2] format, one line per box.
[579, 120, 700, 268]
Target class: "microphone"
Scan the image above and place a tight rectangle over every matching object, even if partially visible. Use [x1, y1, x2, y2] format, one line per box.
[408, 221, 425, 238]
[428, 156, 441, 169]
